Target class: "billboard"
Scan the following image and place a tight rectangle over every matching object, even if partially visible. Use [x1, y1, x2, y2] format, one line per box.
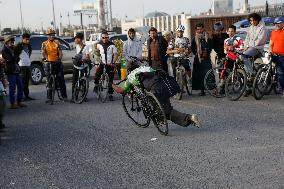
[74, 0, 98, 14]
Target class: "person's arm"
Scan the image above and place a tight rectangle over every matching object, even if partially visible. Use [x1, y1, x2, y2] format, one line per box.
[254, 27, 267, 48]
[41, 42, 47, 60]
[269, 39, 274, 54]
[123, 42, 130, 61]
[244, 28, 251, 50]
[137, 41, 143, 60]
[113, 45, 118, 63]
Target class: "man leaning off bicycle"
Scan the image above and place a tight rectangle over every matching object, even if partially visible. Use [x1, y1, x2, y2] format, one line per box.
[93, 30, 118, 101]
[166, 25, 192, 77]
[112, 66, 202, 128]
[42, 28, 68, 103]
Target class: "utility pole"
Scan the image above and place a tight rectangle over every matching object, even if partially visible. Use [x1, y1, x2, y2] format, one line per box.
[19, 0, 24, 34]
[51, 0, 57, 33]
[67, 12, 71, 28]
[109, 0, 113, 30]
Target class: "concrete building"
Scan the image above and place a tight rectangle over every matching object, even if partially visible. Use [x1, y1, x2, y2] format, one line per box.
[121, 11, 191, 37]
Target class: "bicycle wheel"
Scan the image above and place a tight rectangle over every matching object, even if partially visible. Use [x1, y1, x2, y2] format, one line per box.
[122, 92, 150, 128]
[252, 67, 272, 100]
[48, 75, 56, 105]
[98, 74, 109, 103]
[73, 77, 89, 104]
[146, 92, 168, 136]
[185, 74, 192, 96]
[225, 68, 247, 101]
[55, 78, 63, 101]
[174, 71, 183, 100]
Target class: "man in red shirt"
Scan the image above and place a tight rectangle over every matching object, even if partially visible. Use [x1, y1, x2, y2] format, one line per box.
[270, 16, 284, 97]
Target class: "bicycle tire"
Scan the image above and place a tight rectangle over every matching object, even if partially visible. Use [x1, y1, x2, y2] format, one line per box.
[252, 67, 272, 100]
[185, 74, 192, 96]
[174, 71, 183, 100]
[204, 68, 228, 98]
[225, 68, 247, 101]
[98, 73, 109, 103]
[146, 92, 168, 136]
[73, 77, 89, 104]
[122, 92, 150, 128]
[48, 75, 56, 105]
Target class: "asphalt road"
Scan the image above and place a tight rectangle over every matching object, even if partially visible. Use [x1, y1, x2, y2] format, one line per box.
[0, 80, 283, 189]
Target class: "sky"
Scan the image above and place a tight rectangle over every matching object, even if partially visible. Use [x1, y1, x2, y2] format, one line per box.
[0, 0, 282, 30]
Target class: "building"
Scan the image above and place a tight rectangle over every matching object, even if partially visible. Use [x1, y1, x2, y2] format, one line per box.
[212, 0, 233, 15]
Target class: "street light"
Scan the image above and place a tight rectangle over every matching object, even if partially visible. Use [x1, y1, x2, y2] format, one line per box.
[19, 0, 24, 34]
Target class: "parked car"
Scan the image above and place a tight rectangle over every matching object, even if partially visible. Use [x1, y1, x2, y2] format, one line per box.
[109, 34, 128, 42]
[86, 32, 117, 48]
[15, 35, 76, 85]
[62, 36, 75, 49]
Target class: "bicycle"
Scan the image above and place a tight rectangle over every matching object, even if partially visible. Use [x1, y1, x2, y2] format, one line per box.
[72, 60, 94, 104]
[204, 57, 231, 98]
[94, 63, 114, 103]
[127, 56, 148, 72]
[252, 54, 279, 100]
[169, 56, 193, 100]
[118, 76, 169, 136]
[45, 62, 63, 105]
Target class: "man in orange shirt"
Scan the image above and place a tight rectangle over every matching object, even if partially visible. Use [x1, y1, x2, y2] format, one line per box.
[270, 16, 284, 97]
[42, 28, 67, 102]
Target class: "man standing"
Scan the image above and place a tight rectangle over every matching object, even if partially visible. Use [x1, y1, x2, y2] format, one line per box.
[42, 28, 68, 103]
[71, 33, 92, 102]
[1, 35, 27, 108]
[147, 27, 168, 72]
[94, 31, 118, 101]
[191, 23, 212, 96]
[270, 16, 284, 97]
[14, 33, 34, 101]
[211, 21, 229, 64]
[123, 28, 143, 72]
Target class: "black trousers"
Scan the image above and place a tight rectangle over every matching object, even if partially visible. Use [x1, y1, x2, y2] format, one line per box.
[94, 64, 115, 94]
[20, 66, 31, 98]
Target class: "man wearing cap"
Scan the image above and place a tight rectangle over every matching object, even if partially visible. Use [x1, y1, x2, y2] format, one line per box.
[71, 33, 92, 102]
[1, 35, 27, 109]
[42, 28, 68, 103]
[270, 16, 284, 97]
[14, 33, 34, 101]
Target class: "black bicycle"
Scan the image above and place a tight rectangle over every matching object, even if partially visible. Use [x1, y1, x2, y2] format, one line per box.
[252, 55, 279, 100]
[45, 62, 63, 105]
[119, 78, 168, 136]
[73, 60, 94, 104]
[169, 56, 192, 100]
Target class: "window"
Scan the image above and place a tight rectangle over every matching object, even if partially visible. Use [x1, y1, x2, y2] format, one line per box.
[30, 36, 47, 50]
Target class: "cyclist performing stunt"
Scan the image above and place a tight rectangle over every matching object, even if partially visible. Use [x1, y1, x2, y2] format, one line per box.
[112, 66, 202, 129]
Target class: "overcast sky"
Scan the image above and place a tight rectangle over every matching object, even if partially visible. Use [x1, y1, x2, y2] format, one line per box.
[0, 0, 282, 30]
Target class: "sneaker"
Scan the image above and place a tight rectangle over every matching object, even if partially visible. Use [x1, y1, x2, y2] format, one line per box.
[17, 102, 27, 108]
[10, 104, 19, 109]
[45, 99, 52, 103]
[109, 95, 114, 101]
[190, 114, 202, 128]
[24, 96, 35, 101]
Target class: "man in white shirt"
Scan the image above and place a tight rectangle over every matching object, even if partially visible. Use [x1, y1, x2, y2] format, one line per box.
[94, 31, 118, 101]
[71, 33, 92, 102]
[14, 33, 34, 101]
[123, 28, 143, 71]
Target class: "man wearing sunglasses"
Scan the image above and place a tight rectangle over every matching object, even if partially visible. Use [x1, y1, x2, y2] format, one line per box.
[14, 33, 34, 101]
[94, 31, 118, 101]
[42, 28, 68, 103]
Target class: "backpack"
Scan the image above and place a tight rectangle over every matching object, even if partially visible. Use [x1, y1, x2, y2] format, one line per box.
[72, 45, 85, 66]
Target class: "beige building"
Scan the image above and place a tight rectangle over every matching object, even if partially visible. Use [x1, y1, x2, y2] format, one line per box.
[121, 11, 191, 38]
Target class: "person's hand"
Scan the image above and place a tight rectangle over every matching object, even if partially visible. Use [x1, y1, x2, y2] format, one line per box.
[42, 58, 47, 63]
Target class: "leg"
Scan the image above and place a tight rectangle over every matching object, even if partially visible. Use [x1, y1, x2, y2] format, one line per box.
[58, 63, 67, 98]
[106, 65, 115, 95]
[275, 56, 284, 90]
[16, 74, 24, 103]
[20, 66, 29, 98]
[7, 75, 16, 105]
[94, 64, 103, 85]
[242, 48, 258, 76]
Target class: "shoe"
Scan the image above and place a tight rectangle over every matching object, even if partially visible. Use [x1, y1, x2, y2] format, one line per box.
[244, 89, 252, 97]
[10, 104, 19, 109]
[109, 95, 114, 101]
[45, 99, 52, 103]
[199, 91, 205, 96]
[70, 98, 75, 103]
[62, 97, 68, 102]
[93, 85, 99, 94]
[190, 114, 202, 128]
[24, 96, 35, 101]
[17, 102, 27, 108]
